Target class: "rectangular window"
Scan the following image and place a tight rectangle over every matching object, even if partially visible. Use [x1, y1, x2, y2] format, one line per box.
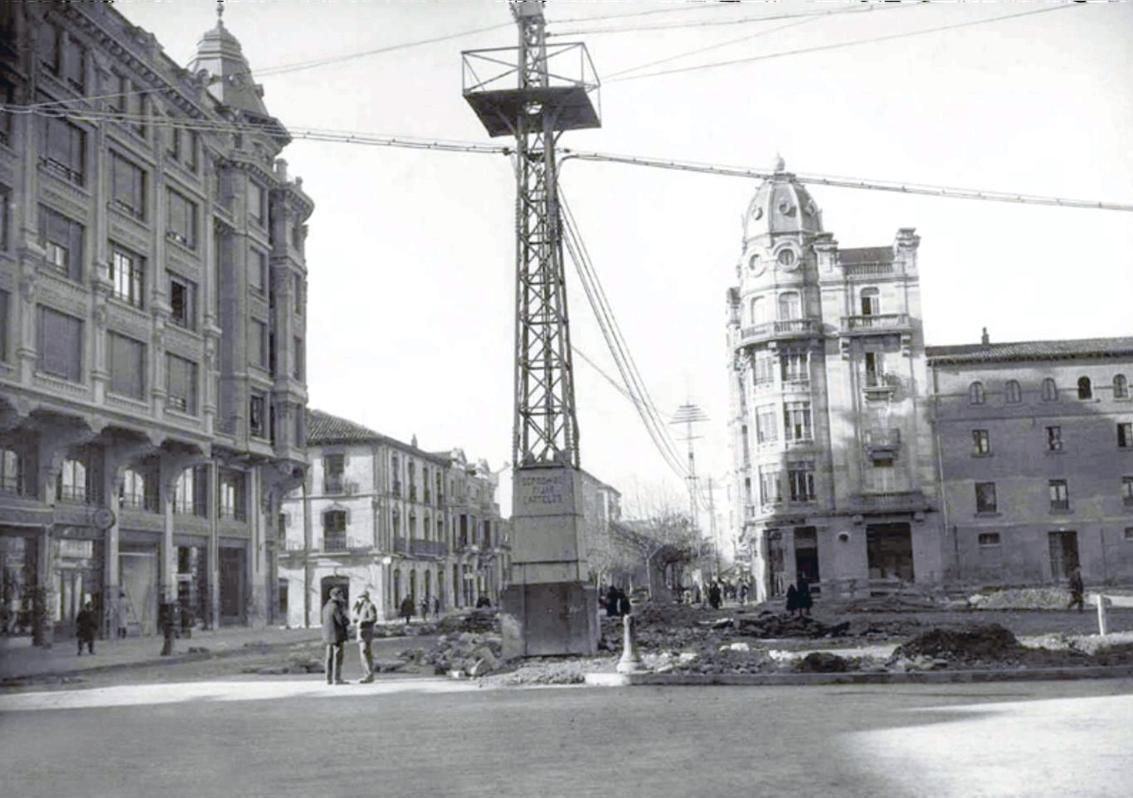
[1049, 479, 1069, 511]
[787, 461, 816, 502]
[758, 466, 781, 506]
[61, 32, 85, 91]
[0, 289, 8, 363]
[109, 244, 145, 308]
[0, 80, 13, 146]
[753, 350, 775, 386]
[783, 401, 812, 442]
[248, 180, 265, 226]
[324, 453, 344, 493]
[39, 116, 85, 185]
[292, 336, 304, 379]
[1122, 477, 1133, 507]
[780, 351, 808, 383]
[292, 273, 303, 315]
[219, 470, 246, 521]
[57, 456, 88, 503]
[972, 429, 990, 455]
[975, 482, 997, 513]
[36, 305, 82, 382]
[1119, 423, 1133, 449]
[172, 466, 208, 517]
[39, 22, 62, 75]
[166, 353, 198, 414]
[249, 393, 266, 438]
[108, 331, 145, 400]
[0, 447, 22, 494]
[38, 205, 84, 281]
[110, 152, 146, 219]
[249, 249, 267, 293]
[0, 185, 9, 251]
[865, 351, 886, 388]
[168, 273, 197, 331]
[1046, 426, 1063, 452]
[166, 189, 197, 249]
[755, 405, 778, 445]
[108, 73, 146, 137]
[166, 127, 198, 171]
[250, 319, 267, 369]
[978, 532, 1001, 547]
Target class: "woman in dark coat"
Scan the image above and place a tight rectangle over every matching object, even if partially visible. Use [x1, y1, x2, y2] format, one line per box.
[796, 575, 813, 617]
[606, 585, 620, 617]
[785, 584, 799, 616]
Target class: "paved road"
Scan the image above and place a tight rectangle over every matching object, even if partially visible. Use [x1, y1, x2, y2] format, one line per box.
[2, 675, 1132, 797]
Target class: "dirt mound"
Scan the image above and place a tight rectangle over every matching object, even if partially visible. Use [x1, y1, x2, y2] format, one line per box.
[971, 588, 1070, 611]
[436, 610, 499, 635]
[401, 631, 504, 677]
[795, 652, 851, 673]
[630, 603, 705, 628]
[735, 613, 850, 639]
[891, 623, 1025, 664]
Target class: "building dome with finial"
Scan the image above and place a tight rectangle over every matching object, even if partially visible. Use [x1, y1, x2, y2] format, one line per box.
[742, 156, 823, 241]
[188, 0, 271, 117]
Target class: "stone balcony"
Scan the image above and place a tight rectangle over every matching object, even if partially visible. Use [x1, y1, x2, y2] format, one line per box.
[840, 313, 912, 337]
[735, 319, 822, 350]
[847, 490, 930, 515]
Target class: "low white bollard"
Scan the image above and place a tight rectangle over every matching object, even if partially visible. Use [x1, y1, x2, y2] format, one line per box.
[616, 614, 647, 675]
[1096, 594, 1110, 637]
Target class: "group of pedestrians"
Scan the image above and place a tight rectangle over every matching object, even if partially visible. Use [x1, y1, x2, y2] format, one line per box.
[602, 585, 631, 617]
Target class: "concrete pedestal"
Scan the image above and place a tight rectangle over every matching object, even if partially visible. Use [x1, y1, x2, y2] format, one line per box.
[501, 581, 598, 658]
[503, 465, 597, 657]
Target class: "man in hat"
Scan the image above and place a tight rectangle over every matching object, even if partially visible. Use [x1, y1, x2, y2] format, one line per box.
[352, 589, 378, 683]
[321, 587, 349, 685]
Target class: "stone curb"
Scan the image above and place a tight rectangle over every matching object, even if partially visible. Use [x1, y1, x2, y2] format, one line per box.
[584, 664, 1133, 687]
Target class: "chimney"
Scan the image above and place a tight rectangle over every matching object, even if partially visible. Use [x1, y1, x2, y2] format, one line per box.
[981, 327, 990, 345]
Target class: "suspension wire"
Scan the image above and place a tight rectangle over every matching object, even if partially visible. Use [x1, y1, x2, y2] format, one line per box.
[605, 2, 915, 79]
[609, 3, 1078, 82]
[549, 3, 905, 36]
[560, 192, 691, 481]
[560, 150, 1133, 213]
[549, 3, 727, 27]
[561, 192, 689, 474]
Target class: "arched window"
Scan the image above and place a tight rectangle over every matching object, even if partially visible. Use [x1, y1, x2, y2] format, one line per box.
[1114, 374, 1129, 399]
[860, 287, 880, 316]
[1041, 378, 1058, 402]
[968, 381, 985, 405]
[1077, 376, 1092, 400]
[1004, 380, 1022, 404]
[778, 291, 801, 320]
[750, 296, 769, 325]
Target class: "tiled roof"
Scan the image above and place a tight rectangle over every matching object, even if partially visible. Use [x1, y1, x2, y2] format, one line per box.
[838, 246, 894, 265]
[306, 409, 383, 445]
[927, 337, 1133, 365]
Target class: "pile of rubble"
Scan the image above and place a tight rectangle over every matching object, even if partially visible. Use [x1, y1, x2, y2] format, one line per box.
[889, 623, 1026, 669]
[436, 610, 499, 635]
[968, 588, 1072, 611]
[399, 631, 504, 678]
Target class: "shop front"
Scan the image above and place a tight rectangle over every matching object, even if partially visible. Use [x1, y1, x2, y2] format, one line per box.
[176, 536, 210, 633]
[119, 531, 160, 636]
[1, 529, 37, 637]
[219, 539, 247, 626]
[52, 526, 104, 640]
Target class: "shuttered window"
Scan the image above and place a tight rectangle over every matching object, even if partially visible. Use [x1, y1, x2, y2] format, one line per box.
[108, 331, 145, 399]
[39, 116, 85, 185]
[37, 205, 84, 281]
[166, 354, 197, 415]
[37, 306, 82, 382]
[110, 152, 145, 219]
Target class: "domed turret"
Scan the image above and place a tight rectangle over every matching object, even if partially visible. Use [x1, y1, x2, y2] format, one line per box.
[188, 4, 270, 117]
[743, 157, 823, 241]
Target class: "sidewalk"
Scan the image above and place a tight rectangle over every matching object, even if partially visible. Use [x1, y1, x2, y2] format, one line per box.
[0, 626, 322, 682]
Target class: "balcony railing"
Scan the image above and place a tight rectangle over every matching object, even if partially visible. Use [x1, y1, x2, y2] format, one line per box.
[410, 539, 449, 558]
[121, 492, 161, 513]
[849, 491, 928, 512]
[736, 319, 821, 348]
[842, 261, 894, 278]
[323, 533, 348, 552]
[324, 477, 358, 495]
[841, 313, 911, 334]
[864, 428, 901, 451]
[0, 475, 25, 496]
[1050, 500, 1071, 513]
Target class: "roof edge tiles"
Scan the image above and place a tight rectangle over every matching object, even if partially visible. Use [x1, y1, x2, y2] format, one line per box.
[305, 409, 449, 464]
[926, 336, 1133, 365]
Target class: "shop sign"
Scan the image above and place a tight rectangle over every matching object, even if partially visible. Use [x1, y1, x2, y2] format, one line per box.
[59, 539, 94, 559]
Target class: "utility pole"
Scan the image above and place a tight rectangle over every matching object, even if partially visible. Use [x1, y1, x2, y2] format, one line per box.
[706, 476, 720, 579]
[463, 1, 601, 656]
[670, 402, 709, 533]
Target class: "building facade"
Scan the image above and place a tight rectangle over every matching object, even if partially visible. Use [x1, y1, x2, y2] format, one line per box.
[0, 3, 311, 641]
[929, 338, 1133, 586]
[726, 159, 943, 602]
[278, 410, 508, 626]
[726, 164, 1133, 598]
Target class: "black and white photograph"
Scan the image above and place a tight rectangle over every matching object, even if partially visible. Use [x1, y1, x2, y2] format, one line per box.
[1, 0, 1132, 795]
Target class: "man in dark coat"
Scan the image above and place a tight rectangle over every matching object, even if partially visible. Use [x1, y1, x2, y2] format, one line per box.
[796, 575, 813, 617]
[605, 585, 620, 617]
[321, 588, 349, 684]
[1067, 568, 1085, 612]
[708, 582, 722, 610]
[785, 584, 799, 616]
[399, 594, 415, 624]
[76, 601, 98, 655]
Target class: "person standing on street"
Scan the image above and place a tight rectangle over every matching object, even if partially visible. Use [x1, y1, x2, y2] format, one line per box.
[708, 582, 722, 610]
[322, 587, 349, 684]
[1067, 567, 1086, 612]
[352, 590, 378, 683]
[76, 601, 98, 655]
[399, 594, 415, 625]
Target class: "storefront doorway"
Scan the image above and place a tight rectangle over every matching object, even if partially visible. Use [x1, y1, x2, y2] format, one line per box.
[1048, 531, 1080, 582]
[866, 522, 915, 584]
[1, 532, 37, 637]
[793, 526, 820, 591]
[120, 544, 158, 636]
[219, 545, 246, 625]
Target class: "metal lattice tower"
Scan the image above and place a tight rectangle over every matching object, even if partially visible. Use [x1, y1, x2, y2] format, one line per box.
[671, 402, 709, 531]
[463, 1, 600, 469]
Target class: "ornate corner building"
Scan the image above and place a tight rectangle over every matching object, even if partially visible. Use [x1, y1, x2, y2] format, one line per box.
[726, 160, 942, 603]
[279, 410, 509, 625]
[0, 3, 312, 641]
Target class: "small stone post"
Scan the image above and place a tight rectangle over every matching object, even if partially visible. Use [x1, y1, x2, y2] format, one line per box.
[1096, 594, 1109, 637]
[616, 614, 646, 675]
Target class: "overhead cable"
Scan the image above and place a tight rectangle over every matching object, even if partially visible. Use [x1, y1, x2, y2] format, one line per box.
[549, 3, 903, 36]
[610, 3, 1078, 82]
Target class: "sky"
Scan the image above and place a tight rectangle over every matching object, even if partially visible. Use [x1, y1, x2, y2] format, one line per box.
[116, 0, 1133, 521]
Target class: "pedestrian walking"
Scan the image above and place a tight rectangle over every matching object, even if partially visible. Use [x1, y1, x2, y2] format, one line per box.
[708, 582, 722, 610]
[352, 590, 378, 683]
[1067, 567, 1085, 612]
[76, 601, 98, 655]
[321, 587, 349, 684]
[796, 575, 813, 618]
[399, 594, 415, 624]
[433, 596, 441, 617]
[605, 585, 620, 617]
[115, 589, 130, 638]
[617, 588, 632, 617]
[739, 583, 750, 605]
[420, 596, 430, 620]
